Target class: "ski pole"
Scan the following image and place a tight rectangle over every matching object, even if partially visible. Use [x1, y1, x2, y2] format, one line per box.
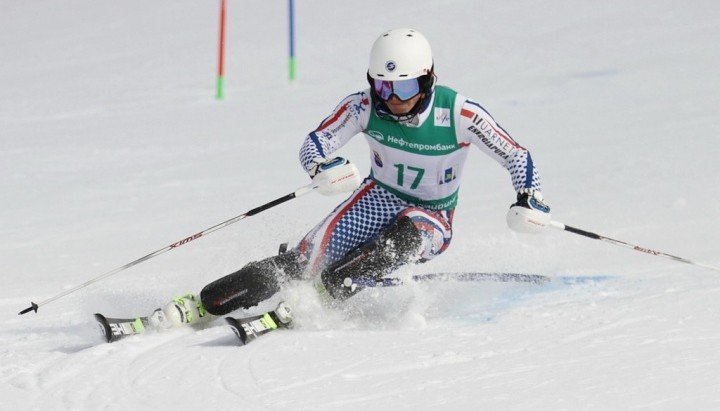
[549, 220, 720, 273]
[18, 183, 318, 315]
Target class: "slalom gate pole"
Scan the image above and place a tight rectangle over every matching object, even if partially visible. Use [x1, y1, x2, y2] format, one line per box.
[216, 0, 227, 99]
[18, 183, 318, 315]
[549, 220, 720, 273]
[287, 0, 296, 80]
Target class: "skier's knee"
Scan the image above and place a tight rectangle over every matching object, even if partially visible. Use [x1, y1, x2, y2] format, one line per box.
[397, 210, 453, 261]
[319, 216, 424, 300]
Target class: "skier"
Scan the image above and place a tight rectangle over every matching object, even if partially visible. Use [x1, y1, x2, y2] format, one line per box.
[156, 28, 552, 328]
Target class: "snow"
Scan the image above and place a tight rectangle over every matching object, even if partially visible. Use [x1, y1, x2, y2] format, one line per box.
[2, 0, 720, 409]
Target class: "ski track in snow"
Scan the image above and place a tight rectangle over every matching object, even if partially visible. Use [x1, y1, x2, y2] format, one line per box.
[0, 277, 622, 409]
[3, 273, 720, 408]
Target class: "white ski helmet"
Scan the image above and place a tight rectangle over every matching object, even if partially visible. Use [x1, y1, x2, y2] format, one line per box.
[368, 28, 433, 81]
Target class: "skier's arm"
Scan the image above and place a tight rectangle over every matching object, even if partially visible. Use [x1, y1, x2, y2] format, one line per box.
[457, 99, 541, 194]
[299, 91, 370, 173]
[457, 98, 551, 232]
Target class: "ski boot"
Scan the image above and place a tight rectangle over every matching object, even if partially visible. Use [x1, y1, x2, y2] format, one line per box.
[148, 293, 212, 329]
[320, 216, 423, 300]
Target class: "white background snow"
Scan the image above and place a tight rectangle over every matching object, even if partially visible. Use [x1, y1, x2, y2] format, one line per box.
[2, 0, 720, 409]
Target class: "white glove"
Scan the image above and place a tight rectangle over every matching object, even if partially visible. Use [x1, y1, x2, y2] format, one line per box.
[309, 157, 362, 196]
[506, 191, 551, 234]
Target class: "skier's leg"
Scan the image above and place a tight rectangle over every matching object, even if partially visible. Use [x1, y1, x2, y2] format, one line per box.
[295, 178, 406, 276]
[199, 249, 303, 315]
[195, 179, 394, 316]
[195, 179, 432, 314]
[319, 216, 422, 299]
[320, 207, 454, 299]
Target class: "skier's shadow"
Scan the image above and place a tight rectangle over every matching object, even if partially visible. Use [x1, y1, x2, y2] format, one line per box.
[196, 333, 240, 347]
[55, 343, 97, 354]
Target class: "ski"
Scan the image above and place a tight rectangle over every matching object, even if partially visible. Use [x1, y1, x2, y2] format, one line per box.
[94, 312, 152, 343]
[225, 302, 293, 345]
[94, 301, 293, 345]
[348, 271, 551, 289]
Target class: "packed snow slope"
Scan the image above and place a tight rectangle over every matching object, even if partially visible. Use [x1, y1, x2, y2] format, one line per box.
[2, 1, 720, 409]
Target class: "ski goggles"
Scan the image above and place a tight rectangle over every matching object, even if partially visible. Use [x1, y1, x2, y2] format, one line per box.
[372, 78, 421, 102]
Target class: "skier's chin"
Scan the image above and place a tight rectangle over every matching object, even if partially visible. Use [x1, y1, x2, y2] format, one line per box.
[386, 94, 423, 115]
[387, 102, 415, 116]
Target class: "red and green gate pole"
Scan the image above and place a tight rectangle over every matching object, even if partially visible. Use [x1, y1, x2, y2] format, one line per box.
[216, 0, 295, 97]
[216, 0, 227, 99]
